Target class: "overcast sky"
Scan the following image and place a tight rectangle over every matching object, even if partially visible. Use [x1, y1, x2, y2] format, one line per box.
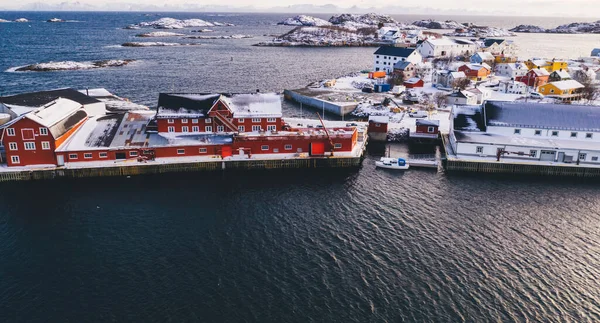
[3, 0, 600, 17]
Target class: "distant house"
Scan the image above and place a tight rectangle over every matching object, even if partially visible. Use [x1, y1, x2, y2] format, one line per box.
[433, 70, 467, 88]
[548, 70, 572, 82]
[403, 77, 424, 88]
[524, 59, 550, 70]
[538, 80, 585, 101]
[458, 64, 491, 81]
[466, 87, 492, 104]
[517, 68, 550, 88]
[470, 52, 495, 64]
[525, 59, 568, 72]
[368, 115, 389, 141]
[569, 66, 597, 82]
[417, 38, 477, 58]
[480, 39, 519, 56]
[591, 48, 600, 57]
[494, 55, 518, 64]
[495, 63, 528, 79]
[498, 80, 528, 94]
[446, 90, 478, 105]
[411, 119, 440, 139]
[380, 28, 403, 43]
[393, 61, 416, 79]
[373, 46, 422, 73]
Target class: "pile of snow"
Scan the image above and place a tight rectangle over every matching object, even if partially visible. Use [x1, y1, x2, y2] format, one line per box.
[14, 18, 28, 23]
[0, 19, 9, 23]
[412, 19, 464, 29]
[136, 31, 185, 37]
[213, 22, 235, 26]
[185, 34, 252, 40]
[256, 26, 380, 47]
[121, 42, 199, 47]
[387, 128, 409, 142]
[13, 59, 135, 72]
[278, 15, 332, 27]
[329, 13, 397, 28]
[124, 25, 141, 30]
[509, 25, 547, 33]
[47, 18, 65, 23]
[136, 17, 215, 29]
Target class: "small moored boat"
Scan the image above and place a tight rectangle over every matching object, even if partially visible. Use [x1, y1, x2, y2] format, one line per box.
[375, 157, 410, 170]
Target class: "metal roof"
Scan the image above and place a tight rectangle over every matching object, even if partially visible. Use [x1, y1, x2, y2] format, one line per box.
[484, 101, 600, 132]
[416, 119, 440, 126]
[374, 46, 417, 58]
[483, 38, 505, 47]
[393, 61, 412, 70]
[0, 88, 101, 107]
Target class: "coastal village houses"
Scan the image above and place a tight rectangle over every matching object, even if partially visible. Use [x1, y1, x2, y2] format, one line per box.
[470, 52, 495, 65]
[525, 59, 569, 73]
[517, 68, 550, 88]
[373, 47, 422, 74]
[416, 38, 477, 58]
[433, 70, 467, 89]
[480, 39, 518, 57]
[548, 70, 572, 82]
[538, 80, 584, 101]
[446, 90, 478, 106]
[458, 64, 491, 81]
[498, 80, 528, 94]
[449, 101, 600, 166]
[495, 63, 528, 79]
[393, 61, 416, 79]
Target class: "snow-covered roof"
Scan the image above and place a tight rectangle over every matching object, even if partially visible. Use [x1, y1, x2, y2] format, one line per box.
[473, 52, 495, 60]
[404, 77, 422, 84]
[484, 101, 600, 132]
[157, 93, 221, 118]
[530, 59, 548, 67]
[551, 70, 571, 79]
[455, 131, 600, 151]
[223, 93, 282, 118]
[26, 98, 83, 128]
[416, 119, 439, 126]
[79, 88, 149, 112]
[547, 80, 584, 90]
[426, 38, 459, 47]
[2, 103, 37, 116]
[374, 46, 417, 58]
[529, 68, 550, 76]
[463, 64, 489, 71]
[368, 115, 389, 123]
[497, 63, 527, 70]
[449, 71, 466, 78]
[394, 61, 412, 70]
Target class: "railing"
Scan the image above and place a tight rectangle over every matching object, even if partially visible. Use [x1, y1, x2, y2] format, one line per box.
[213, 111, 238, 132]
[408, 154, 437, 160]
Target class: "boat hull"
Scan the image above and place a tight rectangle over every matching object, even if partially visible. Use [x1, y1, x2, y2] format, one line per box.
[375, 161, 410, 170]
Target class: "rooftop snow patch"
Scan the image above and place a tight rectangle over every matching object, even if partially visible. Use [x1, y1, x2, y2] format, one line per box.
[223, 93, 282, 118]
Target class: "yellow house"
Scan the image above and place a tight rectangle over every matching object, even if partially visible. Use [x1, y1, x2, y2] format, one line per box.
[538, 80, 584, 101]
[494, 55, 517, 64]
[525, 59, 568, 72]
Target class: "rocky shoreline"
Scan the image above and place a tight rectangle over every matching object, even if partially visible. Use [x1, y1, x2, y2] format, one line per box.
[510, 21, 600, 33]
[14, 59, 135, 72]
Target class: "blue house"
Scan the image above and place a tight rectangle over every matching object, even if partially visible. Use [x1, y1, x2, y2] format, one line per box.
[592, 48, 600, 57]
[470, 52, 495, 64]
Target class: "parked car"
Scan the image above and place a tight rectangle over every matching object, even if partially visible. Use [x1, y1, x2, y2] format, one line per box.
[408, 110, 428, 118]
[530, 92, 544, 99]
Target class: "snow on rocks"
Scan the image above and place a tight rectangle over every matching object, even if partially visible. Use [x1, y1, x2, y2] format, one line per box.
[14, 18, 28, 23]
[328, 13, 397, 28]
[12, 59, 135, 72]
[121, 42, 199, 47]
[0, 19, 10, 23]
[136, 31, 185, 37]
[412, 19, 464, 29]
[278, 15, 332, 27]
[47, 18, 65, 23]
[192, 29, 214, 32]
[136, 17, 215, 29]
[509, 25, 547, 33]
[510, 21, 600, 33]
[387, 128, 409, 142]
[445, 26, 515, 37]
[185, 34, 252, 40]
[255, 26, 380, 47]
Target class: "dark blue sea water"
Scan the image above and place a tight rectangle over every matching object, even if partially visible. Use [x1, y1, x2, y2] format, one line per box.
[1, 11, 600, 322]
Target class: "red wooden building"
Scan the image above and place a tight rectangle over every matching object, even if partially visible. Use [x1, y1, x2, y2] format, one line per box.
[458, 64, 491, 81]
[403, 77, 424, 88]
[411, 119, 440, 140]
[516, 69, 550, 88]
[367, 115, 388, 142]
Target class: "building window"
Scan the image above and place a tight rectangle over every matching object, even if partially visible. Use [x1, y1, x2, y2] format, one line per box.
[129, 151, 138, 157]
[334, 143, 342, 149]
[217, 126, 225, 132]
[238, 126, 245, 132]
[192, 119, 198, 124]
[8, 142, 17, 151]
[181, 126, 189, 133]
[267, 125, 276, 131]
[199, 148, 207, 153]
[21, 129, 34, 140]
[41, 141, 50, 150]
[534, 130, 541, 136]
[261, 145, 269, 151]
[551, 131, 559, 137]
[177, 149, 185, 155]
[284, 144, 292, 150]
[11, 155, 20, 164]
[592, 156, 598, 162]
[167, 119, 174, 124]
[181, 119, 188, 123]
[427, 126, 435, 133]
[24, 142, 36, 150]
[514, 129, 521, 135]
[579, 153, 587, 161]
[237, 118, 245, 123]
[267, 118, 276, 122]
[476, 146, 483, 153]
[168, 126, 175, 133]
[297, 148, 303, 153]
[6, 128, 15, 136]
[273, 148, 279, 153]
[205, 126, 213, 132]
[586, 133, 593, 139]
[570, 132, 577, 138]
[99, 152, 108, 158]
[39, 127, 48, 136]
[84, 153, 93, 159]
[252, 125, 261, 131]
[252, 118, 261, 123]
[192, 126, 199, 132]
[530, 150, 537, 158]
[69, 154, 78, 159]
[205, 118, 212, 123]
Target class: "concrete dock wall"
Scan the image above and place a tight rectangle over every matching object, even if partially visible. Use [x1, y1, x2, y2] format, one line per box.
[0, 157, 363, 182]
[283, 90, 357, 117]
[446, 159, 600, 177]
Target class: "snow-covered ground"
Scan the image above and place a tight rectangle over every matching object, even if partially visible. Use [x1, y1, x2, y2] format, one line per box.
[136, 31, 185, 37]
[185, 34, 253, 40]
[278, 15, 332, 27]
[121, 42, 199, 47]
[8, 59, 135, 72]
[510, 21, 600, 33]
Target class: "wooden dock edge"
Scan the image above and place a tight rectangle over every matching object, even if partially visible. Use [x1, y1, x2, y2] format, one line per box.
[446, 159, 600, 177]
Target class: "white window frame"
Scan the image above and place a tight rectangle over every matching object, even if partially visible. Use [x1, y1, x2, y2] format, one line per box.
[41, 141, 51, 150]
[284, 144, 292, 150]
[205, 126, 213, 132]
[586, 133, 593, 139]
[39, 127, 48, 136]
[570, 132, 577, 138]
[252, 125, 261, 132]
[177, 149, 185, 155]
[6, 128, 15, 136]
[217, 126, 225, 132]
[514, 129, 521, 135]
[267, 118, 276, 122]
[167, 126, 175, 133]
[11, 155, 20, 164]
[192, 119, 198, 124]
[530, 150, 537, 158]
[534, 130, 541, 136]
[192, 126, 199, 132]
[181, 126, 189, 133]
[427, 126, 435, 133]
[84, 153, 93, 159]
[237, 118, 245, 123]
[267, 125, 276, 131]
[167, 119, 175, 124]
[69, 154, 78, 160]
[21, 128, 35, 141]
[579, 153, 587, 161]
[261, 145, 269, 151]
[99, 152, 108, 158]
[238, 126, 245, 132]
[334, 143, 342, 149]
[551, 131, 559, 137]
[129, 151, 138, 157]
[476, 146, 483, 154]
[8, 142, 17, 151]
[181, 118, 188, 123]
[199, 148, 207, 153]
[252, 118, 261, 123]
[205, 118, 212, 123]
[24, 142, 36, 151]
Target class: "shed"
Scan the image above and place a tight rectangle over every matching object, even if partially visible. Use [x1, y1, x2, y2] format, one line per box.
[368, 115, 389, 141]
[403, 78, 424, 88]
[412, 119, 440, 139]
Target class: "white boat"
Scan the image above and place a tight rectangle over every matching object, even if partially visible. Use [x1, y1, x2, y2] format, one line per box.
[375, 157, 410, 170]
